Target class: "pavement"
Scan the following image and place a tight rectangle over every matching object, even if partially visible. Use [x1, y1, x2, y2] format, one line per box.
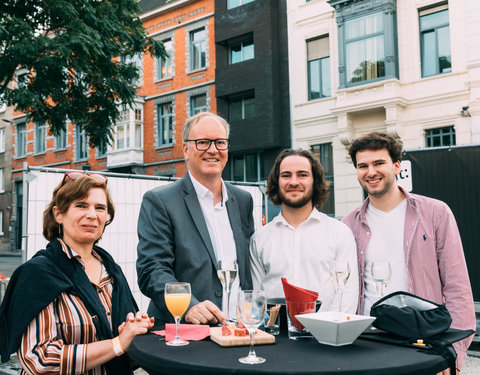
[0, 254, 21, 279]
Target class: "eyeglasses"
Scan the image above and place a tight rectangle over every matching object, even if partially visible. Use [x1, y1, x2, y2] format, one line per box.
[61, 171, 108, 186]
[185, 138, 230, 151]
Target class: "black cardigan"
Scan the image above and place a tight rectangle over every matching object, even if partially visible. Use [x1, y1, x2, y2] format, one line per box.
[0, 239, 138, 375]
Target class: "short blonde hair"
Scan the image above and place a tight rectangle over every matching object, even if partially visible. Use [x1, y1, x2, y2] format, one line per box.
[182, 112, 230, 141]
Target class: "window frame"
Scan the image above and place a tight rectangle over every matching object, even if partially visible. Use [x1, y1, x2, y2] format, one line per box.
[16, 122, 27, 157]
[189, 28, 207, 71]
[311, 143, 335, 217]
[419, 5, 451, 78]
[307, 36, 331, 100]
[75, 124, 88, 160]
[156, 38, 174, 80]
[230, 152, 264, 182]
[190, 94, 207, 115]
[228, 93, 255, 122]
[229, 38, 254, 65]
[0, 169, 4, 193]
[425, 126, 455, 148]
[55, 127, 67, 150]
[227, 0, 254, 9]
[34, 122, 47, 154]
[0, 128, 5, 153]
[332, 0, 397, 89]
[157, 102, 174, 147]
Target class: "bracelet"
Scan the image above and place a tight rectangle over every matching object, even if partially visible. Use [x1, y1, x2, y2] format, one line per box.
[112, 337, 125, 356]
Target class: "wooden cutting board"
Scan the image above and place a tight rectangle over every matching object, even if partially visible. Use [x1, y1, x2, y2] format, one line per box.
[210, 327, 275, 347]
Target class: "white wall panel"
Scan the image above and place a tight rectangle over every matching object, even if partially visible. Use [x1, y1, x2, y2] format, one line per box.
[25, 169, 264, 313]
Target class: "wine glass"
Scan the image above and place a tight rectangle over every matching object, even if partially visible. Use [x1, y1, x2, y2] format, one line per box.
[371, 261, 392, 299]
[329, 260, 350, 311]
[164, 282, 191, 346]
[237, 290, 267, 364]
[217, 260, 238, 321]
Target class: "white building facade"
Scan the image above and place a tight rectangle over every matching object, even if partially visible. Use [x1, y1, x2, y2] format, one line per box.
[287, 0, 480, 217]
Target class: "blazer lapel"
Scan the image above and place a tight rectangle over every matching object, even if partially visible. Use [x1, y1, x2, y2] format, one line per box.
[225, 186, 248, 289]
[182, 175, 218, 266]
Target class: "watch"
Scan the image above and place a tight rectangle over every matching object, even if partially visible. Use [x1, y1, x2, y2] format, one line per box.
[112, 337, 125, 356]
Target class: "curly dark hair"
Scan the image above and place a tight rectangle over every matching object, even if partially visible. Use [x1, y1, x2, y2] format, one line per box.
[348, 131, 403, 167]
[267, 149, 329, 209]
[43, 174, 115, 241]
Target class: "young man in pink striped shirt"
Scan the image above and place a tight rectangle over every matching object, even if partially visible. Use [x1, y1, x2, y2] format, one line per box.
[342, 131, 475, 374]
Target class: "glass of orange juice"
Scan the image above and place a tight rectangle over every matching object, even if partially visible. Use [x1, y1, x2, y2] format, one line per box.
[164, 282, 191, 346]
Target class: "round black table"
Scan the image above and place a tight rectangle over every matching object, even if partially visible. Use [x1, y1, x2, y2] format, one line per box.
[129, 330, 448, 375]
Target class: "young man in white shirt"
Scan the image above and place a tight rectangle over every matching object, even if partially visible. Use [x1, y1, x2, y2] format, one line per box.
[250, 149, 358, 312]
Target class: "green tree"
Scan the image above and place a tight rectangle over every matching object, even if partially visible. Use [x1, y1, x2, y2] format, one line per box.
[0, 0, 166, 147]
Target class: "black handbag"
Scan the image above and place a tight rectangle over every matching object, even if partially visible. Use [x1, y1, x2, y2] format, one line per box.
[369, 291, 459, 373]
[370, 291, 452, 339]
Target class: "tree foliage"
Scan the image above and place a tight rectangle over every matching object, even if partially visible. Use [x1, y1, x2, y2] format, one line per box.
[0, 0, 166, 147]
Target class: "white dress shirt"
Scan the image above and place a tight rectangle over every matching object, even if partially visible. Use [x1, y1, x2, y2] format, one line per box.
[250, 208, 359, 313]
[189, 172, 239, 317]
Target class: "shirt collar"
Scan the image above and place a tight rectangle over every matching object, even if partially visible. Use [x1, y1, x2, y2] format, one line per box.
[57, 238, 102, 264]
[189, 171, 228, 205]
[273, 207, 323, 228]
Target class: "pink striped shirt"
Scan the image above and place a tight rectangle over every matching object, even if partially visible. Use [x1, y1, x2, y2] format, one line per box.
[342, 187, 476, 370]
[18, 239, 113, 375]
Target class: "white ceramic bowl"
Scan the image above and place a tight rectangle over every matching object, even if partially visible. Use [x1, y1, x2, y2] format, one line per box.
[295, 311, 375, 346]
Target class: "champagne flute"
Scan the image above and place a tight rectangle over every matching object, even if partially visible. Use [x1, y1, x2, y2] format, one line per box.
[371, 261, 392, 299]
[329, 260, 350, 311]
[217, 260, 238, 321]
[237, 290, 267, 364]
[164, 282, 191, 346]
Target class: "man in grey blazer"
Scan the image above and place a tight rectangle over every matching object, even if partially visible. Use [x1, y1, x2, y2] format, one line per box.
[137, 112, 254, 325]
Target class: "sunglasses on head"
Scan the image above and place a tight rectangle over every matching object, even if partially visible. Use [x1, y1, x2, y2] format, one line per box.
[61, 171, 108, 186]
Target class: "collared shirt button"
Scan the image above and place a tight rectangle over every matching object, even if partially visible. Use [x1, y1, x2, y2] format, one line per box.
[366, 232, 370, 235]
[360, 251, 364, 255]
[215, 291, 222, 297]
[98, 289, 102, 294]
[107, 312, 111, 316]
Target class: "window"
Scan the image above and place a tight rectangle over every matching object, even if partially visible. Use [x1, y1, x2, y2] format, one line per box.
[307, 36, 331, 99]
[114, 108, 130, 150]
[0, 128, 5, 153]
[96, 139, 107, 157]
[227, 0, 254, 9]
[230, 38, 254, 64]
[190, 94, 207, 115]
[122, 54, 142, 86]
[0, 92, 6, 113]
[157, 103, 174, 146]
[425, 126, 455, 147]
[229, 94, 255, 121]
[231, 152, 264, 182]
[55, 127, 67, 150]
[16, 122, 27, 157]
[190, 28, 206, 71]
[75, 124, 88, 160]
[420, 5, 451, 77]
[135, 108, 143, 148]
[0, 169, 3, 193]
[345, 12, 385, 84]
[156, 38, 173, 80]
[35, 123, 47, 153]
[311, 143, 334, 216]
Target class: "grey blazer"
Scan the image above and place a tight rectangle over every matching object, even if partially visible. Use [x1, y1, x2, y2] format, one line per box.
[136, 173, 254, 323]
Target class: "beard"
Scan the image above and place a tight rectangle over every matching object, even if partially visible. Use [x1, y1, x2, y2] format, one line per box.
[279, 188, 314, 208]
[361, 174, 396, 198]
